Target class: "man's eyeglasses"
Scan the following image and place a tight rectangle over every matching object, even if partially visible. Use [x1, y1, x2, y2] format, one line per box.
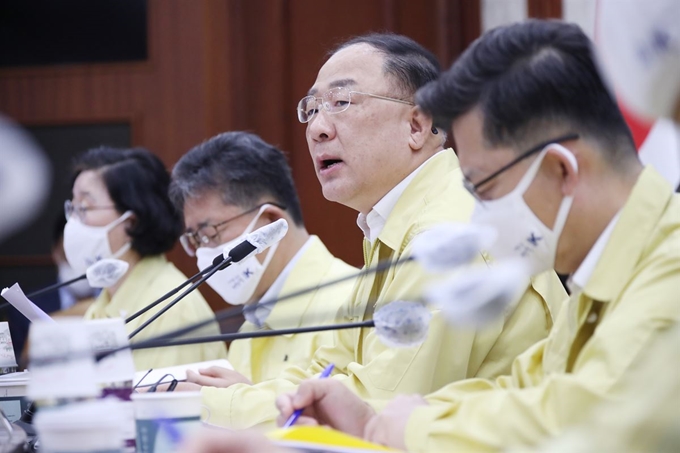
[180, 202, 286, 256]
[64, 199, 117, 221]
[297, 86, 414, 123]
[463, 133, 580, 200]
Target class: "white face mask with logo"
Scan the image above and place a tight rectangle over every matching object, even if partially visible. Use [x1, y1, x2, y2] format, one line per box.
[63, 211, 133, 275]
[471, 144, 578, 277]
[195, 205, 279, 305]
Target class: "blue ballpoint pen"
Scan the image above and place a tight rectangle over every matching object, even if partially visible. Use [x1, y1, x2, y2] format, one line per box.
[283, 363, 335, 428]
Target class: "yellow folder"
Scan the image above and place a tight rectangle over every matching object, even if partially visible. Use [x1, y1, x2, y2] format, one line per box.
[268, 425, 398, 452]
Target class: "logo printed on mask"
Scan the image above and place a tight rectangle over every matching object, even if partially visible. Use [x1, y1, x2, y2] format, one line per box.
[471, 144, 578, 277]
[527, 233, 543, 247]
[195, 205, 279, 305]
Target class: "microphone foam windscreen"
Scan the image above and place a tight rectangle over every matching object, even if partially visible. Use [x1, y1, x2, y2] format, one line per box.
[373, 300, 432, 348]
[246, 219, 288, 254]
[425, 259, 530, 327]
[86, 259, 130, 288]
[0, 117, 51, 242]
[411, 223, 497, 272]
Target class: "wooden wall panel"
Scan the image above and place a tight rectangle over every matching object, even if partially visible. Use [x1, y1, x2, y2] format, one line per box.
[528, 0, 563, 19]
[0, 0, 481, 310]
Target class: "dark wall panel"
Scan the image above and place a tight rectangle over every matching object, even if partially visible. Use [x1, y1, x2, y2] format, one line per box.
[0, 0, 481, 311]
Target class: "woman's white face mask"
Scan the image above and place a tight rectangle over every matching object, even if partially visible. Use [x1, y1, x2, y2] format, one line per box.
[63, 211, 133, 275]
[471, 144, 578, 277]
[195, 205, 278, 305]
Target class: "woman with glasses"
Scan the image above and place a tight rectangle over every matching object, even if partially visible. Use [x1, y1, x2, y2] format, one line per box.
[63, 146, 227, 371]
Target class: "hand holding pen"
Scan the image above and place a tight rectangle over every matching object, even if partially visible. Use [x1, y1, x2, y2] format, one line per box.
[275, 365, 379, 438]
[283, 363, 335, 427]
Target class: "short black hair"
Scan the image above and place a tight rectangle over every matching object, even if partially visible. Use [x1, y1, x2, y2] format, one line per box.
[169, 131, 304, 226]
[417, 20, 636, 163]
[331, 32, 441, 98]
[72, 147, 183, 257]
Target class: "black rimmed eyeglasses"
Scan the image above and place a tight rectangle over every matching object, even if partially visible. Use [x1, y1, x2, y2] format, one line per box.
[463, 133, 580, 200]
[180, 202, 286, 256]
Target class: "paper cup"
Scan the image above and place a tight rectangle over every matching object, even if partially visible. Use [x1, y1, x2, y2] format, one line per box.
[34, 399, 125, 453]
[131, 391, 202, 453]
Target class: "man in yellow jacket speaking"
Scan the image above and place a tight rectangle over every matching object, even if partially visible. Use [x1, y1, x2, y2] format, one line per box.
[184, 33, 566, 430]
[276, 20, 680, 452]
[168, 131, 357, 388]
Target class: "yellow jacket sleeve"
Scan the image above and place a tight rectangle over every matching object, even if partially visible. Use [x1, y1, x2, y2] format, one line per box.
[404, 168, 680, 452]
[542, 324, 680, 452]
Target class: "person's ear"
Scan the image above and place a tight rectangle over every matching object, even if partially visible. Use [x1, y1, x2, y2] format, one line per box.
[124, 211, 137, 228]
[545, 145, 579, 197]
[407, 108, 433, 151]
[261, 204, 286, 224]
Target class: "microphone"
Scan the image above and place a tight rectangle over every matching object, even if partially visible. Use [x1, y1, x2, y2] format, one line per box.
[130, 222, 489, 347]
[102, 301, 431, 359]
[84, 259, 129, 288]
[126, 219, 289, 339]
[212, 218, 289, 268]
[0, 116, 50, 243]
[0, 259, 129, 312]
[411, 223, 496, 272]
[424, 259, 531, 327]
[124, 261, 219, 324]
[25, 274, 87, 299]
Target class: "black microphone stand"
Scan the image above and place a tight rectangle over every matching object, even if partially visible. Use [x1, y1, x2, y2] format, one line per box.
[106, 255, 415, 357]
[29, 254, 418, 366]
[26, 275, 87, 299]
[127, 255, 233, 339]
[119, 320, 375, 355]
[136, 255, 414, 347]
[0, 274, 88, 312]
[124, 262, 218, 324]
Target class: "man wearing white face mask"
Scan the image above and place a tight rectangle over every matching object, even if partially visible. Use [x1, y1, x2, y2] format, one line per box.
[541, 3, 680, 451]
[168, 131, 357, 408]
[192, 203, 282, 307]
[67, 146, 227, 371]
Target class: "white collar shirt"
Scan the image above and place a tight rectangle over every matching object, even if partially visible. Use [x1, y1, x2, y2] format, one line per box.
[357, 152, 442, 243]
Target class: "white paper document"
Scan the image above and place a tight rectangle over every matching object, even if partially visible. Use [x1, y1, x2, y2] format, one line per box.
[1, 283, 53, 323]
[134, 359, 233, 388]
[0, 322, 18, 367]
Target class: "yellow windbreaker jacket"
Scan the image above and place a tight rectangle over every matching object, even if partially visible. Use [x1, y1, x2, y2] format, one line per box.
[405, 167, 680, 452]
